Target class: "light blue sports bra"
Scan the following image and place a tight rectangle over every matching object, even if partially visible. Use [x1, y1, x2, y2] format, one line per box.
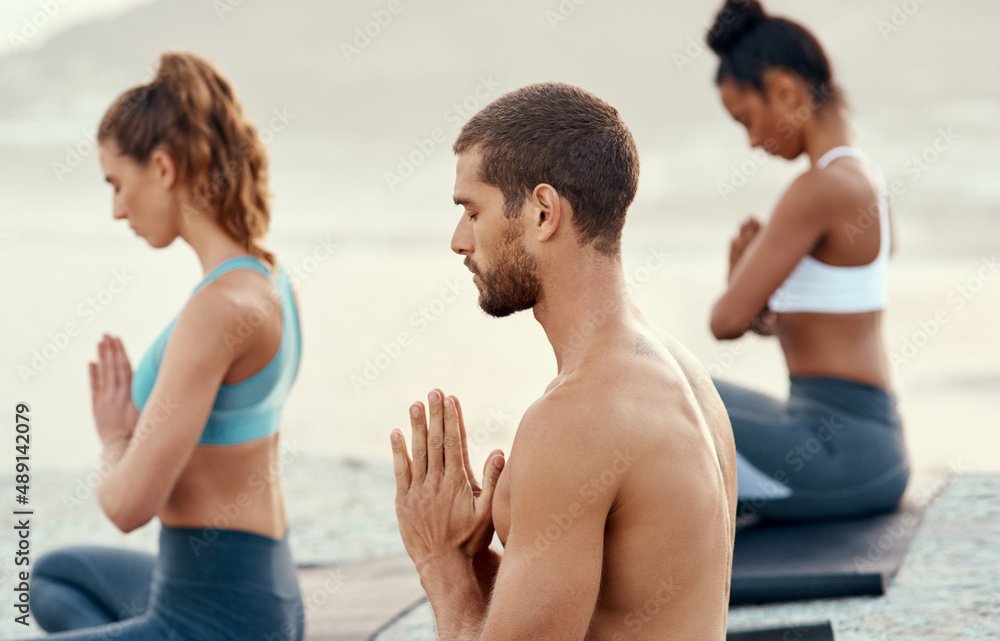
[130, 255, 302, 445]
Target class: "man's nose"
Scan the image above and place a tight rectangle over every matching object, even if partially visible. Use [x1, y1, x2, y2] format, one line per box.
[451, 220, 472, 256]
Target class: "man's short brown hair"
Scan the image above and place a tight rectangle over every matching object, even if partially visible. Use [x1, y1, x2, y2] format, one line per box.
[453, 82, 640, 256]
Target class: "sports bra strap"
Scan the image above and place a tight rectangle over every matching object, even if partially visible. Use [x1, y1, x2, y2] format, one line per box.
[192, 255, 271, 296]
[816, 146, 890, 257]
[815, 145, 868, 169]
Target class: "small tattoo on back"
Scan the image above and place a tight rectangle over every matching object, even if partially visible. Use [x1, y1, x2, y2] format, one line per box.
[636, 335, 657, 356]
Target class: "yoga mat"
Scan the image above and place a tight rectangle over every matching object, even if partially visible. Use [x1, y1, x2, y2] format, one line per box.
[727, 621, 835, 640]
[730, 499, 924, 605]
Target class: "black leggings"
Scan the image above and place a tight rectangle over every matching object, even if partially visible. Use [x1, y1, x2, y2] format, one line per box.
[713, 375, 910, 522]
[25, 524, 304, 640]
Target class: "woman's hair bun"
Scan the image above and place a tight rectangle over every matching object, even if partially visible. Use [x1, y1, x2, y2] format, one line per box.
[707, 0, 767, 54]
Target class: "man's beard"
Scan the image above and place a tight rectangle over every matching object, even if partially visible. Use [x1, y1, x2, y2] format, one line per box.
[468, 220, 542, 318]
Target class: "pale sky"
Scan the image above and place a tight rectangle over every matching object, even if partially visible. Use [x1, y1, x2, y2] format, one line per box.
[0, 0, 154, 58]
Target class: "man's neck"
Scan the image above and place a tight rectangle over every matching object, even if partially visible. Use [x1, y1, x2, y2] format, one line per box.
[532, 251, 634, 375]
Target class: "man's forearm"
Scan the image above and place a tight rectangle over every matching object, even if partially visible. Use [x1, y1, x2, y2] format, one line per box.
[419, 552, 489, 641]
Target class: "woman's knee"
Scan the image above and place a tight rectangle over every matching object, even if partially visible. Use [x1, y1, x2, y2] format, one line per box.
[34, 547, 80, 583]
[34, 546, 101, 581]
[30, 549, 83, 614]
[31, 547, 111, 613]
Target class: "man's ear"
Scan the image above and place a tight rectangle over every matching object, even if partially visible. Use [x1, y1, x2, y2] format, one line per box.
[532, 183, 563, 243]
[148, 148, 178, 190]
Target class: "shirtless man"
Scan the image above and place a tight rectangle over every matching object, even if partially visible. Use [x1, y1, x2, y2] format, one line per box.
[391, 82, 737, 640]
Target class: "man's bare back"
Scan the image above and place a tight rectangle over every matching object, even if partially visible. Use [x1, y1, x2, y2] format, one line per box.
[491, 311, 736, 640]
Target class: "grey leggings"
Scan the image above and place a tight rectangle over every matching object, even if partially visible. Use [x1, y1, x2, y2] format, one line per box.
[713, 375, 910, 521]
[24, 524, 304, 640]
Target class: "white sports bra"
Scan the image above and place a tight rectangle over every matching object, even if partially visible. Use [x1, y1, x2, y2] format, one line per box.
[767, 146, 890, 314]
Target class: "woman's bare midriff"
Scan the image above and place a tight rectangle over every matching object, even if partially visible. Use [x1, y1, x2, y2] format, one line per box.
[157, 432, 288, 539]
[774, 310, 892, 391]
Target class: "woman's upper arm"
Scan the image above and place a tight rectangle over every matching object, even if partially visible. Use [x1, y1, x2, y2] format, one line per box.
[110, 288, 246, 529]
[711, 172, 831, 339]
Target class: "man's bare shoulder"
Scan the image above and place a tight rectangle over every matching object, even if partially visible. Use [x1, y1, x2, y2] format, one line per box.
[499, 387, 628, 522]
[508, 345, 692, 472]
[511, 385, 615, 461]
